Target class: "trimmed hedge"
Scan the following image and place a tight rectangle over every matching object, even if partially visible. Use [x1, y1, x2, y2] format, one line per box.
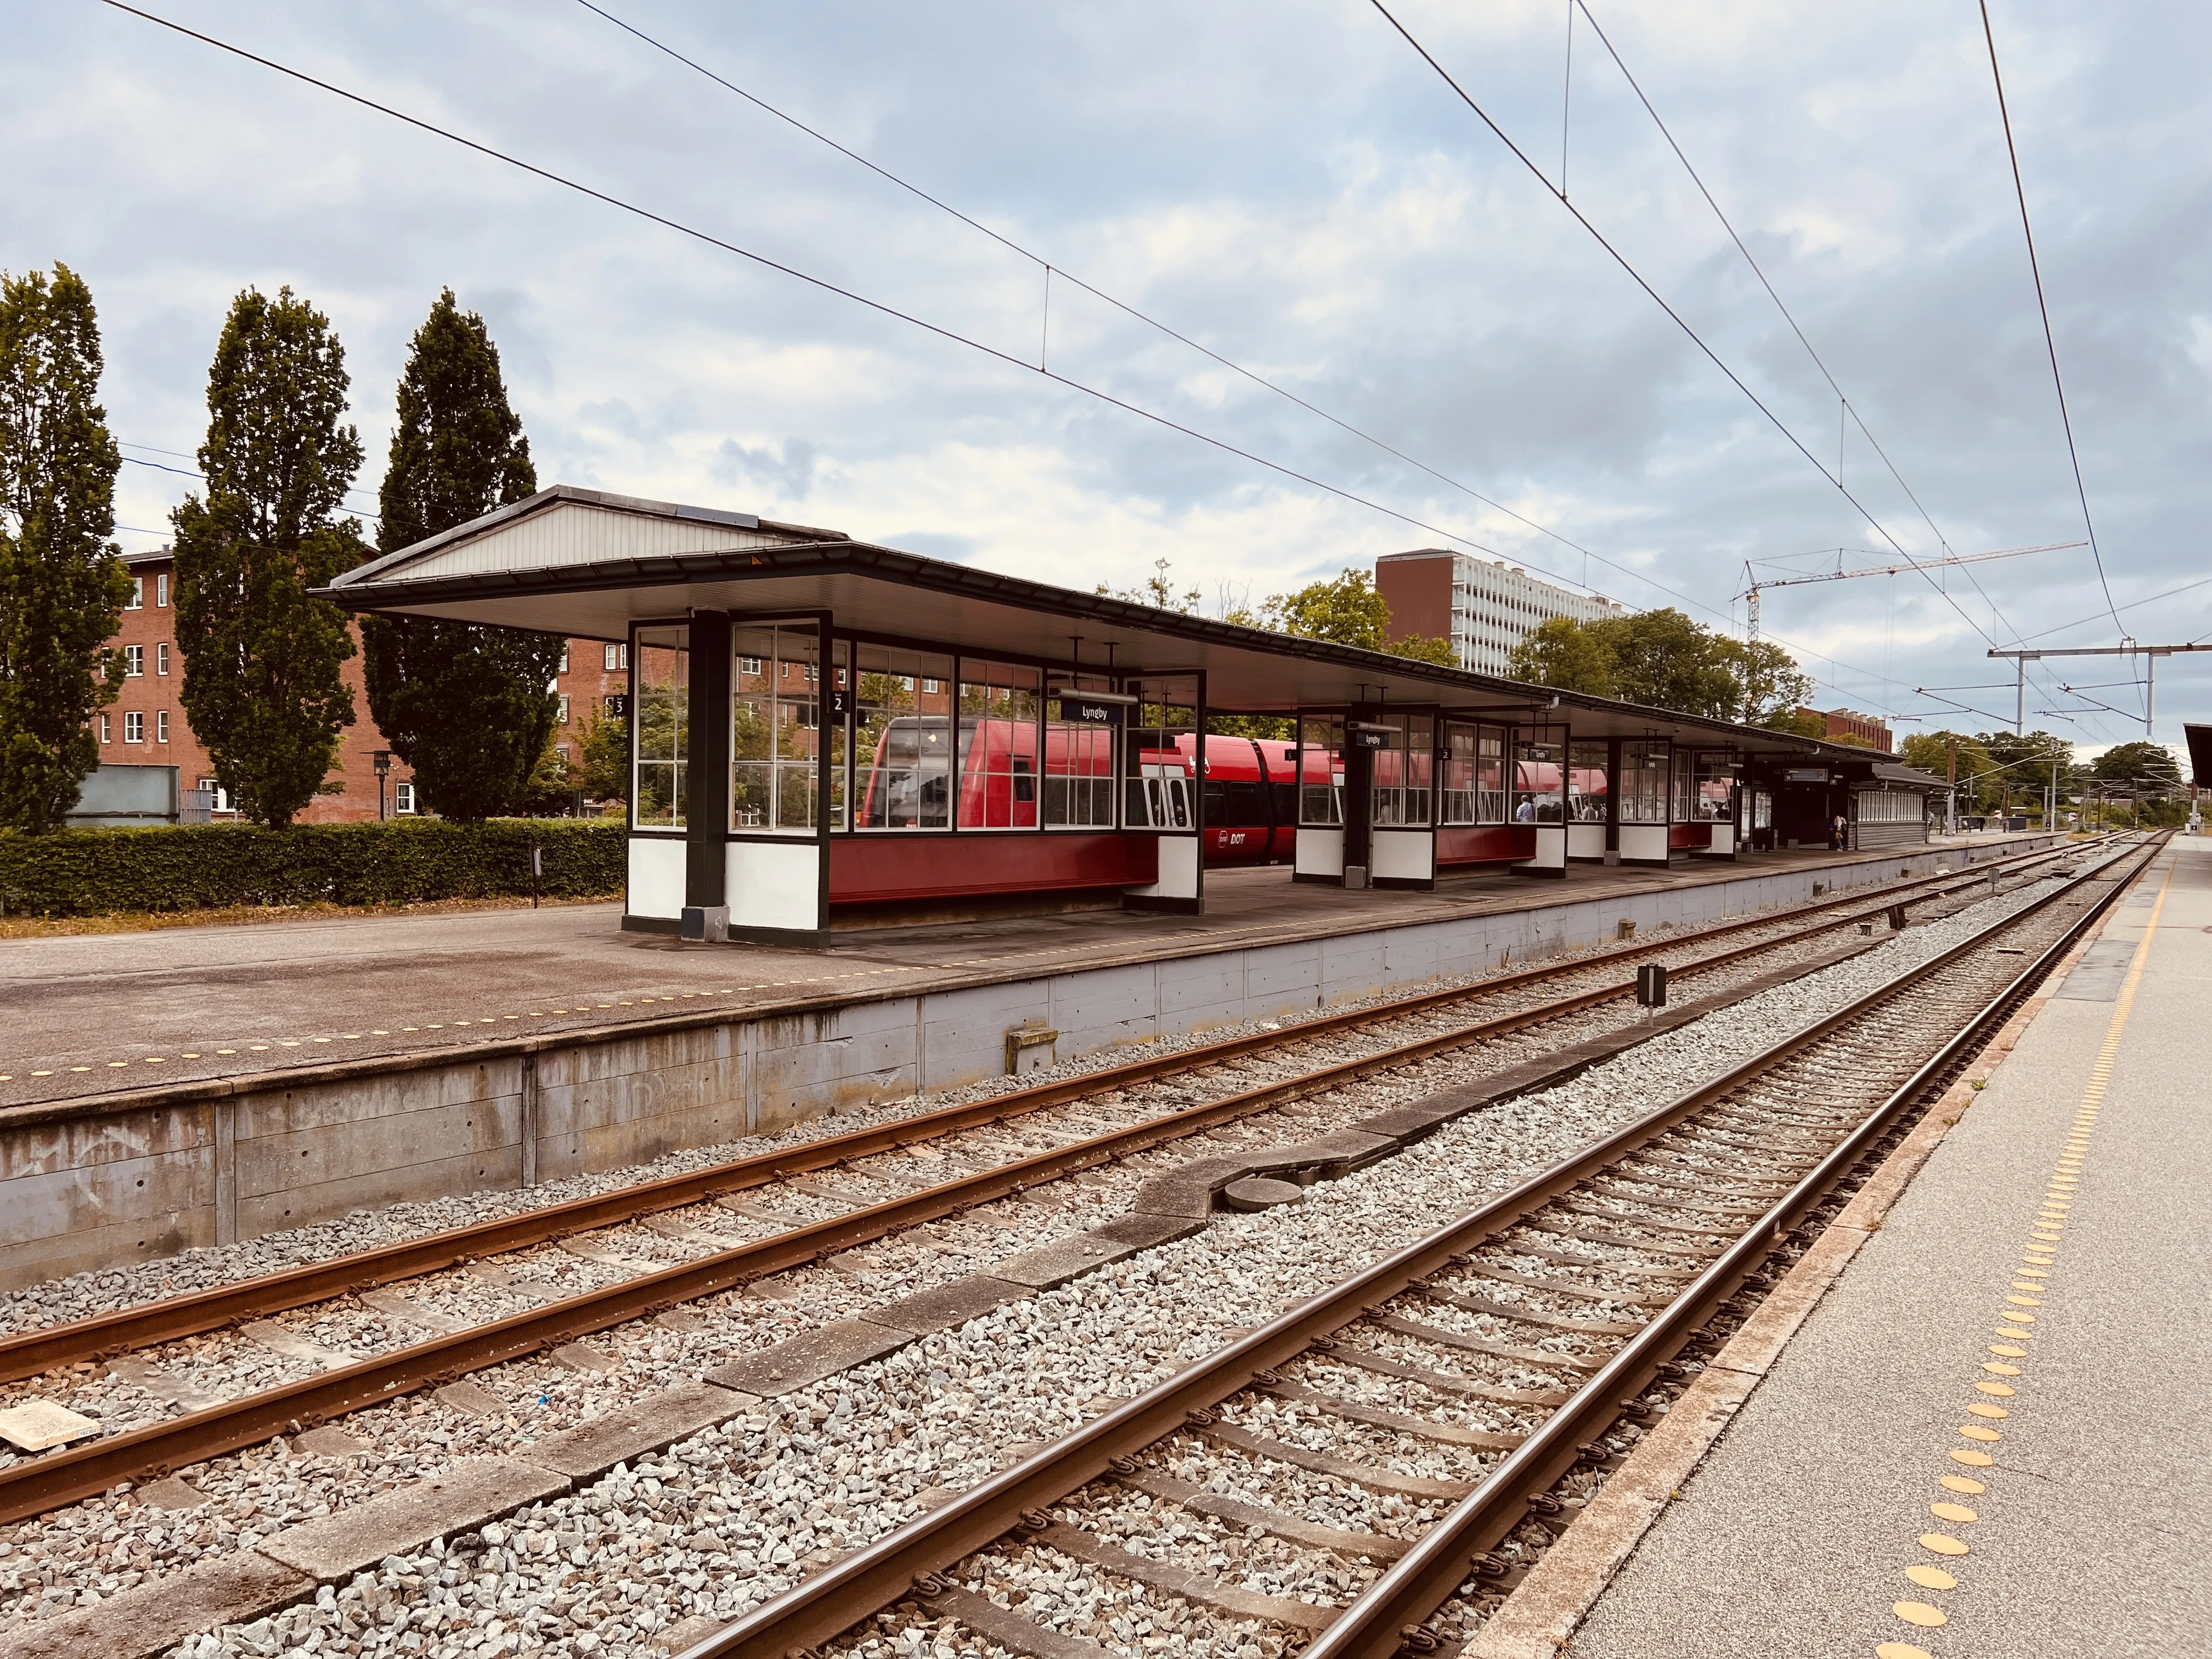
[0, 819, 627, 917]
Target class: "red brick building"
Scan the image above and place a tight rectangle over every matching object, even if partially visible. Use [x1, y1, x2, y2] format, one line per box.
[107, 548, 627, 821]
[1794, 706, 1893, 754]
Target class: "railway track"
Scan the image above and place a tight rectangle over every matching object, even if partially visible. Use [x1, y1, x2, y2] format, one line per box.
[0, 841, 2092, 1532]
[671, 833, 2156, 1659]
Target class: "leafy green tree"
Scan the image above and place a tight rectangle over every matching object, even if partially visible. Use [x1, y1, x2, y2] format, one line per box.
[361, 291, 555, 821]
[1761, 708, 1829, 741]
[1508, 617, 1616, 697]
[171, 286, 366, 828]
[575, 704, 628, 804]
[1098, 557, 1201, 613]
[1246, 568, 1454, 663]
[1901, 731, 2001, 810]
[1509, 608, 1813, 724]
[2090, 741, 2182, 797]
[518, 730, 580, 815]
[0, 265, 133, 832]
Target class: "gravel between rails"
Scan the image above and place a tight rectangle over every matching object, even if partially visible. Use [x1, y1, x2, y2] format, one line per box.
[1, 860, 2022, 1342]
[0, 908, 1922, 1457]
[0, 872, 2074, 1656]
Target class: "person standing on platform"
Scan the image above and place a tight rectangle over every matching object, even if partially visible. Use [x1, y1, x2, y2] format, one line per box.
[1831, 811, 1848, 851]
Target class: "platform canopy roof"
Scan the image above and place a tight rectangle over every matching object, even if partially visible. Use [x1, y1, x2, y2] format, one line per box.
[324, 484, 1871, 758]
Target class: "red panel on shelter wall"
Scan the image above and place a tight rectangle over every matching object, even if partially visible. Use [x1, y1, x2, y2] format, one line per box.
[1435, 825, 1532, 866]
[828, 833, 1160, 905]
[1670, 823, 1714, 850]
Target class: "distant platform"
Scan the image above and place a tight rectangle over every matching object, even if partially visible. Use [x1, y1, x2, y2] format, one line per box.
[0, 832, 2068, 1288]
[0, 834, 2055, 1113]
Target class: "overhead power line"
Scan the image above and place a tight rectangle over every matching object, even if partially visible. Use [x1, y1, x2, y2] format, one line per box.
[569, 0, 1933, 717]
[1369, 0, 2106, 733]
[1572, 1, 2043, 662]
[108, 0, 1958, 725]
[1976, 1, 2128, 646]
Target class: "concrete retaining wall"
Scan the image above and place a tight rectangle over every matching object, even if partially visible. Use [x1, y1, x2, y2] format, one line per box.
[0, 838, 2064, 1290]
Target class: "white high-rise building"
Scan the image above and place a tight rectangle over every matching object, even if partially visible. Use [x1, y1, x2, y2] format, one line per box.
[1376, 549, 1626, 675]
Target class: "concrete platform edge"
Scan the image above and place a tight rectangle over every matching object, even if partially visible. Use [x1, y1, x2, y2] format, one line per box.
[1459, 870, 2121, 1659]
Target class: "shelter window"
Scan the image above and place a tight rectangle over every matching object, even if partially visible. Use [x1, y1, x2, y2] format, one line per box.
[855, 644, 953, 830]
[1128, 678, 1199, 830]
[1511, 726, 1567, 823]
[1370, 712, 1434, 827]
[1855, 788, 1923, 823]
[1044, 680, 1117, 830]
[630, 627, 688, 831]
[1672, 747, 1695, 822]
[732, 623, 822, 833]
[1296, 715, 1346, 827]
[1618, 740, 1670, 822]
[1568, 740, 1609, 823]
[956, 659, 1043, 830]
[1440, 723, 1478, 825]
[1690, 752, 1736, 822]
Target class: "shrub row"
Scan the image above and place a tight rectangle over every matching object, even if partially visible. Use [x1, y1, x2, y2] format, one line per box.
[0, 819, 627, 916]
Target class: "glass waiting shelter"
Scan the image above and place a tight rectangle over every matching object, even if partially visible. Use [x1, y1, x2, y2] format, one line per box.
[624, 614, 1209, 938]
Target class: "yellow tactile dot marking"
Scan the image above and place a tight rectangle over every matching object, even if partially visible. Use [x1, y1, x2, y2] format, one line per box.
[1865, 861, 2174, 1659]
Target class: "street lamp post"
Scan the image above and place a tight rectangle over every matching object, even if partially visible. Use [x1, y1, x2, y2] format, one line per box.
[372, 750, 392, 821]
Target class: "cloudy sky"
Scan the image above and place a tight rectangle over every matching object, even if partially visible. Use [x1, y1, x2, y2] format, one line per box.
[7, 0, 2207, 755]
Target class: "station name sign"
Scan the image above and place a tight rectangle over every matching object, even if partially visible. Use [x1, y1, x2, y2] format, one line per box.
[1056, 695, 1125, 727]
[1784, 767, 1829, 782]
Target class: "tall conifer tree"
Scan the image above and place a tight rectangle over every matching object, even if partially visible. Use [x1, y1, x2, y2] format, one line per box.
[0, 265, 133, 832]
[361, 290, 557, 821]
[171, 287, 366, 828]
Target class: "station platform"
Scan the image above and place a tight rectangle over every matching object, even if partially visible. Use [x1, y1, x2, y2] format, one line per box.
[0, 833, 2059, 1291]
[0, 835, 2049, 1112]
[1541, 834, 2208, 1659]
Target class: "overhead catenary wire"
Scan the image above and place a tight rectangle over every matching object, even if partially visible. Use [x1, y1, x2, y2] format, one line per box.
[1371, 0, 2110, 737]
[571, 0, 1933, 719]
[99, 0, 1931, 723]
[1571, 1, 2043, 663]
[1976, 1, 2129, 651]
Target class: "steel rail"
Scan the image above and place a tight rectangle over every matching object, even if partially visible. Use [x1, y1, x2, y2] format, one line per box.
[1305, 831, 2163, 1657]
[673, 836, 2151, 1659]
[0, 848, 2051, 1525]
[0, 842, 2075, 1388]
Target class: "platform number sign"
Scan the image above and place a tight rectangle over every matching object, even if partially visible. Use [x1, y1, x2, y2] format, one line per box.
[828, 686, 855, 720]
[604, 693, 630, 719]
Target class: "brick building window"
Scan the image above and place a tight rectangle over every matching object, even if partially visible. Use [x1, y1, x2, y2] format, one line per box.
[558, 644, 570, 673]
[124, 644, 143, 676]
[156, 711, 169, 742]
[126, 578, 143, 610]
[557, 693, 570, 724]
[99, 714, 111, 743]
[124, 711, 144, 743]
[157, 642, 170, 675]
[602, 642, 628, 672]
[156, 573, 168, 606]
[395, 781, 416, 814]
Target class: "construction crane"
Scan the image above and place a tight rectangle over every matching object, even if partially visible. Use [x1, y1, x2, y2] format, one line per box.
[1738, 541, 2080, 639]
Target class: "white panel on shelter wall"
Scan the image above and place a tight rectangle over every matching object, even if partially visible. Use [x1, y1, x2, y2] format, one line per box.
[396, 505, 795, 582]
[628, 837, 685, 919]
[729, 840, 822, 932]
[1520, 825, 1567, 869]
[1371, 829, 1434, 882]
[1127, 836, 1200, 900]
[1295, 827, 1345, 878]
[1618, 824, 1671, 864]
[1566, 823, 1606, 860]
